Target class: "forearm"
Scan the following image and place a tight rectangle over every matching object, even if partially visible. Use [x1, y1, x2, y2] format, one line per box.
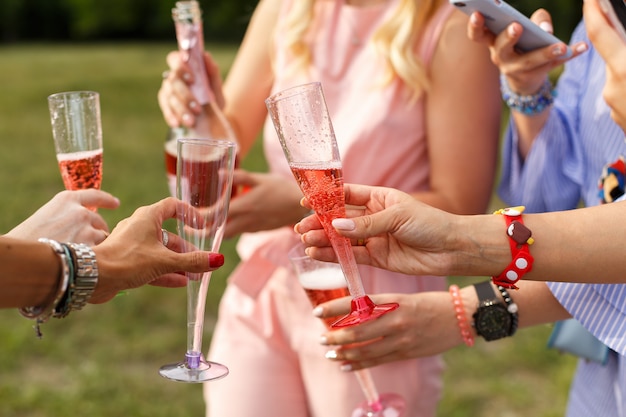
[510, 110, 550, 159]
[0, 238, 60, 308]
[451, 203, 626, 284]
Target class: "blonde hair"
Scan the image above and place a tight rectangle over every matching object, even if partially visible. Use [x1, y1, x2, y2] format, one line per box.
[282, 0, 444, 101]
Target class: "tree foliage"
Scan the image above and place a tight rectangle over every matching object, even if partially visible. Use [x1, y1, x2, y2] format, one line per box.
[0, 0, 582, 44]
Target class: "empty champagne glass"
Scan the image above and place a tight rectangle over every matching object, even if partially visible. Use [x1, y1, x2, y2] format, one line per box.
[265, 81, 399, 328]
[288, 243, 405, 417]
[47, 91, 103, 191]
[159, 138, 236, 383]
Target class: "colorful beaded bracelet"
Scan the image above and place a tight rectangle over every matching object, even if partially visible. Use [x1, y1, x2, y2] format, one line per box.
[449, 285, 474, 347]
[492, 206, 535, 290]
[500, 74, 555, 116]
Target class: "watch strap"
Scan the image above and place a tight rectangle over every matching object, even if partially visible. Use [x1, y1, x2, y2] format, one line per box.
[474, 280, 497, 303]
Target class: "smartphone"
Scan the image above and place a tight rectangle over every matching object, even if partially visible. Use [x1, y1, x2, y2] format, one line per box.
[450, 0, 572, 56]
[598, 0, 626, 42]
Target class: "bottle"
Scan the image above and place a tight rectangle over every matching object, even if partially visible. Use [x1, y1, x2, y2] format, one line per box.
[164, 0, 241, 197]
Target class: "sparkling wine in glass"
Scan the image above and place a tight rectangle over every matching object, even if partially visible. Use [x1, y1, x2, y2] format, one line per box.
[48, 91, 103, 191]
[159, 138, 236, 383]
[288, 243, 405, 417]
[265, 81, 398, 328]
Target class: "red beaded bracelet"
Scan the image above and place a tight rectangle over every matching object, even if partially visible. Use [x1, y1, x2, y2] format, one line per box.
[492, 206, 535, 290]
[449, 285, 474, 347]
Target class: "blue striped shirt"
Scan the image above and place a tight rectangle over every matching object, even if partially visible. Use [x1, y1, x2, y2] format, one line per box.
[498, 20, 626, 416]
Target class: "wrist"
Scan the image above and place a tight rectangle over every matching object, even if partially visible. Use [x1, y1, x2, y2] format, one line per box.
[450, 214, 510, 277]
[500, 74, 555, 115]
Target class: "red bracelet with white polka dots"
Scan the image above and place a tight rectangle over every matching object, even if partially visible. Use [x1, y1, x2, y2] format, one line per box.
[492, 206, 535, 290]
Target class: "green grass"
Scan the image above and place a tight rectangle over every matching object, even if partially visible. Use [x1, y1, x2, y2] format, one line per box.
[0, 43, 576, 417]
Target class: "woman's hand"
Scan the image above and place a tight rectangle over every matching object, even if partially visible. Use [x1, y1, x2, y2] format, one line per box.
[158, 50, 226, 128]
[467, 9, 587, 94]
[224, 171, 309, 239]
[91, 197, 224, 303]
[315, 292, 466, 371]
[6, 189, 120, 245]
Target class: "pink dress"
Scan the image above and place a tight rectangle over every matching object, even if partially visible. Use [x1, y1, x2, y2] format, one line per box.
[205, 1, 454, 416]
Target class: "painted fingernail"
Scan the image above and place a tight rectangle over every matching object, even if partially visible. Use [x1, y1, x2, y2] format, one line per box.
[209, 253, 224, 268]
[183, 72, 192, 82]
[340, 363, 353, 372]
[325, 350, 338, 359]
[320, 335, 328, 345]
[539, 21, 553, 33]
[189, 100, 198, 110]
[182, 113, 193, 125]
[332, 218, 356, 231]
[552, 45, 566, 56]
[312, 306, 323, 317]
[470, 13, 479, 25]
[575, 43, 588, 53]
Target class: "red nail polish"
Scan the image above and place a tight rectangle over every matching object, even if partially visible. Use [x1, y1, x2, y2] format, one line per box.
[209, 253, 224, 268]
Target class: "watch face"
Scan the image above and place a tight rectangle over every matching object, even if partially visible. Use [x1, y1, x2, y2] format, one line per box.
[473, 303, 512, 341]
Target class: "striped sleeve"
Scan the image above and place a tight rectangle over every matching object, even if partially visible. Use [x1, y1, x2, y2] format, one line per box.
[547, 282, 626, 355]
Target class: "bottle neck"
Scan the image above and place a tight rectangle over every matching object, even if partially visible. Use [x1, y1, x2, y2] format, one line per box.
[173, 4, 212, 105]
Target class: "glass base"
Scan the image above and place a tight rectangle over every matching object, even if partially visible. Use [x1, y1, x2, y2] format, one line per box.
[352, 393, 406, 417]
[331, 295, 399, 328]
[159, 352, 229, 383]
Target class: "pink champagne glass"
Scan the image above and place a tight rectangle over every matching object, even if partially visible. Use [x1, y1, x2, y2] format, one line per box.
[265, 81, 398, 328]
[159, 138, 236, 383]
[288, 243, 405, 417]
[48, 91, 103, 191]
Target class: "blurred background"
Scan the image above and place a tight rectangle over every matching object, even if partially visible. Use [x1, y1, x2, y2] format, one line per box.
[0, 1, 581, 416]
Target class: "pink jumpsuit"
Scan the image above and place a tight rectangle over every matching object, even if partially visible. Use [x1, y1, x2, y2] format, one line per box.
[205, 1, 454, 415]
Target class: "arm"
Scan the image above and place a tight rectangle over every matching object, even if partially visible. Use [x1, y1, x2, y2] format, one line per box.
[416, 11, 501, 214]
[1, 197, 224, 309]
[296, 183, 626, 284]
[314, 280, 569, 371]
[158, 0, 280, 157]
[468, 9, 587, 159]
[585, 0, 626, 131]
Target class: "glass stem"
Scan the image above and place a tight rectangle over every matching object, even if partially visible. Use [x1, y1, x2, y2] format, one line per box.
[332, 236, 366, 298]
[355, 369, 383, 412]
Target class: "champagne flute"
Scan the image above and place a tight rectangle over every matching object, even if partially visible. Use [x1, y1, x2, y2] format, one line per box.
[265, 81, 399, 328]
[47, 91, 103, 191]
[288, 243, 405, 417]
[159, 138, 236, 383]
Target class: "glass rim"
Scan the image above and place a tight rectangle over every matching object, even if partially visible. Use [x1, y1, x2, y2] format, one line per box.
[176, 137, 237, 149]
[265, 81, 322, 105]
[47, 90, 100, 101]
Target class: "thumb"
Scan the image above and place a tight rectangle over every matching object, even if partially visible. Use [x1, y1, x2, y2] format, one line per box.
[331, 210, 399, 240]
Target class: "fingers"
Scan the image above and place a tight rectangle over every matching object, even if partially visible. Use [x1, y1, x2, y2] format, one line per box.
[74, 189, 120, 210]
[158, 51, 200, 128]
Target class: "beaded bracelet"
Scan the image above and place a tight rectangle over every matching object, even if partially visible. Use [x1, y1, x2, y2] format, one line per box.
[449, 285, 474, 347]
[500, 74, 556, 115]
[19, 238, 72, 338]
[492, 206, 535, 289]
[52, 243, 76, 318]
[497, 285, 519, 336]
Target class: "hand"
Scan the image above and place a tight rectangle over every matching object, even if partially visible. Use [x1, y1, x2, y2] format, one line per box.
[296, 183, 459, 276]
[90, 197, 225, 303]
[158, 50, 226, 128]
[224, 171, 308, 239]
[584, 0, 626, 131]
[467, 9, 587, 94]
[315, 292, 465, 371]
[6, 189, 120, 245]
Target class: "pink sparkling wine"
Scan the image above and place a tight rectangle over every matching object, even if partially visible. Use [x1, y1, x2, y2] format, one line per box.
[56, 149, 103, 190]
